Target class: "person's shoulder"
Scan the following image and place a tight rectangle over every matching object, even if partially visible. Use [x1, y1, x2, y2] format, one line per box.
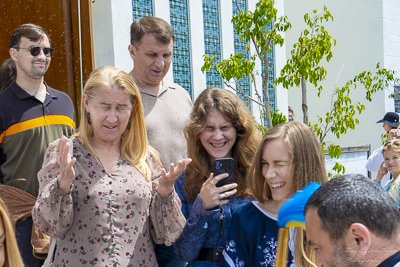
[46, 85, 74, 104]
[164, 80, 190, 95]
[0, 82, 19, 106]
[46, 85, 70, 97]
[232, 201, 255, 216]
[0, 82, 17, 96]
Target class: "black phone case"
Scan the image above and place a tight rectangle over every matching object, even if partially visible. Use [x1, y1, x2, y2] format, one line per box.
[213, 158, 235, 187]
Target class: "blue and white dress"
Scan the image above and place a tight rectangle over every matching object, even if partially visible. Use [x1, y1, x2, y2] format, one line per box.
[220, 201, 294, 267]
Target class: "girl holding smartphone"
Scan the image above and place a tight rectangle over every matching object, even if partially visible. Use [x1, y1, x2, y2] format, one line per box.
[174, 88, 261, 266]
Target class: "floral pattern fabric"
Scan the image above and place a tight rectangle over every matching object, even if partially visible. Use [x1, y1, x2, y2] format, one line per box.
[219, 202, 294, 267]
[32, 138, 185, 267]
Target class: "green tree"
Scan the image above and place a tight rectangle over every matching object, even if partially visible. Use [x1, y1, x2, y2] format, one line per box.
[202, 0, 399, 177]
[276, 8, 399, 176]
[275, 6, 335, 125]
[202, 0, 291, 129]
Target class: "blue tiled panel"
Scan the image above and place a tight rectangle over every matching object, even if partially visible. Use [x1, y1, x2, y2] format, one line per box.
[203, 0, 223, 88]
[132, 1, 153, 20]
[261, 21, 275, 112]
[170, 0, 192, 97]
[232, 0, 251, 107]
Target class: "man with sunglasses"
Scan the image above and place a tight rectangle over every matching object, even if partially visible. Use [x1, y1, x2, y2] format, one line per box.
[0, 23, 75, 266]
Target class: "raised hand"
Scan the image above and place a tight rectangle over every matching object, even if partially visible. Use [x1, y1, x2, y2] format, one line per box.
[376, 161, 388, 183]
[158, 158, 192, 198]
[57, 136, 76, 193]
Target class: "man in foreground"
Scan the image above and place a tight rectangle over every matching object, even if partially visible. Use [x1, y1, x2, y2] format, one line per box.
[304, 174, 400, 267]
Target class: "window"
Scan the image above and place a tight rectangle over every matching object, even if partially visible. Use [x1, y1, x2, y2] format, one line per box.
[203, 0, 222, 88]
[170, 0, 192, 96]
[132, 1, 153, 20]
[232, 0, 251, 107]
[395, 85, 400, 113]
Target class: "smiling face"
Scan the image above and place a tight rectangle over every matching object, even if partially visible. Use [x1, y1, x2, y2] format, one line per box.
[129, 33, 173, 88]
[200, 110, 237, 162]
[10, 36, 51, 80]
[262, 139, 292, 201]
[83, 85, 133, 146]
[383, 149, 400, 178]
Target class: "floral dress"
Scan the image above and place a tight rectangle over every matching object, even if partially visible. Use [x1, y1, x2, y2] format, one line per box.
[32, 137, 185, 267]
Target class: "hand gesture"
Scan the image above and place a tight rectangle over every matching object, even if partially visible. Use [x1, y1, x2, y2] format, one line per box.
[376, 161, 388, 183]
[388, 129, 398, 141]
[199, 173, 238, 211]
[57, 136, 76, 193]
[158, 158, 192, 198]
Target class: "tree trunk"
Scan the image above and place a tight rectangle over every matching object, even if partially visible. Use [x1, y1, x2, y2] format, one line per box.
[263, 46, 273, 130]
[301, 75, 308, 124]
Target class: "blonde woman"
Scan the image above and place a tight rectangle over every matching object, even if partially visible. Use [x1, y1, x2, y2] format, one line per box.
[0, 197, 24, 267]
[221, 122, 328, 267]
[32, 66, 190, 266]
[376, 139, 400, 206]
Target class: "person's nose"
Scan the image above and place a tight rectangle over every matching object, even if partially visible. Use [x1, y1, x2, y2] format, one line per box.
[263, 166, 276, 180]
[107, 109, 118, 123]
[36, 48, 47, 60]
[314, 252, 323, 267]
[154, 56, 165, 68]
[213, 128, 224, 139]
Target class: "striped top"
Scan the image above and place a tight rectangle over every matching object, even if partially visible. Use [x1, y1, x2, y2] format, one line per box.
[0, 82, 75, 196]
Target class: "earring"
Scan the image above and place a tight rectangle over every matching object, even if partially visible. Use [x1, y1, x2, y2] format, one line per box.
[86, 111, 91, 124]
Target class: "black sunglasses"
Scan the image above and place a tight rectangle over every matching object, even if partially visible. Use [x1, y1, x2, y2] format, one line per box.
[13, 46, 54, 58]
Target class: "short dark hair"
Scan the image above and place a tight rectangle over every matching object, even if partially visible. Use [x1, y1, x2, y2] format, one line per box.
[9, 23, 51, 49]
[130, 16, 175, 45]
[305, 174, 400, 241]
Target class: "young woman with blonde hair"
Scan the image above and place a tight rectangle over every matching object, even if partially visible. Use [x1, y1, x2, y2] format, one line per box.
[221, 121, 328, 267]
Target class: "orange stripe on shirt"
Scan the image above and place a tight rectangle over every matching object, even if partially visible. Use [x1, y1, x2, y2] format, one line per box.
[0, 115, 75, 143]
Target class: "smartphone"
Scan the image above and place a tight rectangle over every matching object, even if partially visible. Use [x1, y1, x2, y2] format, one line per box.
[213, 157, 235, 187]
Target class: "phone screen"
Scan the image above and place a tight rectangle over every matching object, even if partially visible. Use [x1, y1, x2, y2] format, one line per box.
[213, 158, 235, 187]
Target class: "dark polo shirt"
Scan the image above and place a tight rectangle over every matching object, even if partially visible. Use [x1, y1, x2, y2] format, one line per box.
[0, 82, 75, 196]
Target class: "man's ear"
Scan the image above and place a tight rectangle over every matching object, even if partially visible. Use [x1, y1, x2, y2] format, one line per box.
[9, 48, 17, 61]
[128, 44, 135, 59]
[345, 223, 372, 256]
